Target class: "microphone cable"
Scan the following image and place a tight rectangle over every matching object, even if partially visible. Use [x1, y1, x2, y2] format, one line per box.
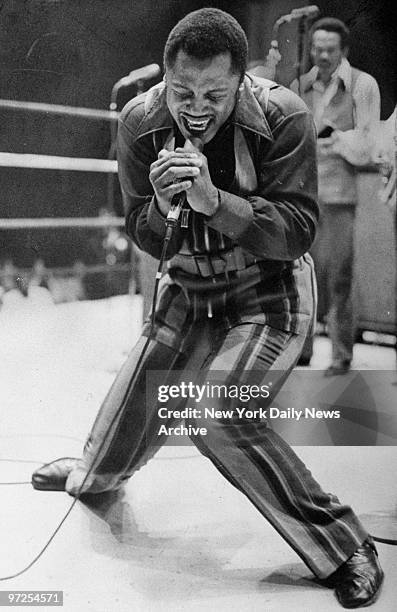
[372, 535, 397, 545]
[0, 198, 182, 581]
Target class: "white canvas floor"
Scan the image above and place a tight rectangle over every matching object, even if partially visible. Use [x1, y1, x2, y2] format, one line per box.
[0, 293, 396, 611]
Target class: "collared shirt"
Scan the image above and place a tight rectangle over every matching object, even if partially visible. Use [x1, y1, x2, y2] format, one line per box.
[291, 59, 381, 203]
[310, 57, 352, 132]
[305, 58, 380, 136]
[291, 59, 381, 167]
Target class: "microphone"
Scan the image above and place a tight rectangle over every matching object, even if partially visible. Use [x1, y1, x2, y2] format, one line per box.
[114, 63, 161, 89]
[276, 5, 320, 25]
[290, 5, 320, 19]
[165, 138, 203, 235]
[166, 193, 186, 227]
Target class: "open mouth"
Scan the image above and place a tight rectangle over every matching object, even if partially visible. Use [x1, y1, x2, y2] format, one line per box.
[182, 115, 211, 133]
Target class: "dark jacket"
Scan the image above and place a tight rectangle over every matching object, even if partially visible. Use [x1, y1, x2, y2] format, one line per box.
[117, 74, 318, 263]
[116, 75, 318, 339]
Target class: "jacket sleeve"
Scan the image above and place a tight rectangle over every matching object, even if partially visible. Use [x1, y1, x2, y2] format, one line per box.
[117, 104, 183, 260]
[206, 92, 319, 261]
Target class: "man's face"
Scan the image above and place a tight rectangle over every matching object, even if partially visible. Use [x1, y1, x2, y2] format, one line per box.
[165, 50, 241, 145]
[311, 30, 346, 79]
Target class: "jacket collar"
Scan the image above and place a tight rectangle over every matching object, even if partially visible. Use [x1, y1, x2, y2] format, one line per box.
[302, 58, 353, 93]
[234, 75, 274, 141]
[135, 75, 274, 142]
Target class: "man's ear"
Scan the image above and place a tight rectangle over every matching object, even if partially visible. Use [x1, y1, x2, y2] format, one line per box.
[342, 46, 349, 58]
[234, 80, 245, 104]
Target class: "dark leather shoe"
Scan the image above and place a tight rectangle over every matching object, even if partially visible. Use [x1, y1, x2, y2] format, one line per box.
[328, 539, 384, 608]
[324, 360, 351, 377]
[32, 457, 79, 491]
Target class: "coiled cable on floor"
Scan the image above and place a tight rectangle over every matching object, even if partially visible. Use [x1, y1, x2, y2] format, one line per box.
[0, 227, 174, 581]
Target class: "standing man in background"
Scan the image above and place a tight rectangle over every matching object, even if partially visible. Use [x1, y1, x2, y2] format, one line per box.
[291, 17, 381, 375]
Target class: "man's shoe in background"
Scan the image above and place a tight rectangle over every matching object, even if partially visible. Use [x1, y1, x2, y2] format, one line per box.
[324, 360, 351, 377]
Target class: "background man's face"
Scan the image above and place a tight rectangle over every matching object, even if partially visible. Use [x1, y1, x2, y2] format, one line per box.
[311, 30, 346, 79]
[165, 50, 241, 145]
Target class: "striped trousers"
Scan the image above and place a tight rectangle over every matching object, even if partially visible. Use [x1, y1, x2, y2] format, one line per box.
[64, 302, 367, 579]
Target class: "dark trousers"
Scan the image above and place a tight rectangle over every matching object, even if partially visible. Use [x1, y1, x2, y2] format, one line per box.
[312, 204, 356, 363]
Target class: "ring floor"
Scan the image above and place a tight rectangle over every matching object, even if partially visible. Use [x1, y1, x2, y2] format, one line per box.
[0, 292, 396, 611]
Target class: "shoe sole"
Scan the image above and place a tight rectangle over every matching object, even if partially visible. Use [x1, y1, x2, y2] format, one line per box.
[31, 477, 68, 491]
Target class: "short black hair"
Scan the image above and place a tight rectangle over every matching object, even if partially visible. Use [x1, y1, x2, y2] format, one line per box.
[164, 8, 248, 79]
[310, 17, 350, 49]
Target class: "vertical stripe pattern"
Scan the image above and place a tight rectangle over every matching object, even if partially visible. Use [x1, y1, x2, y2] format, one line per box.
[65, 314, 367, 579]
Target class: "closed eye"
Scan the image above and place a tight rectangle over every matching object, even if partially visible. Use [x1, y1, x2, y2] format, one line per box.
[173, 90, 192, 100]
[173, 90, 226, 103]
[206, 94, 225, 103]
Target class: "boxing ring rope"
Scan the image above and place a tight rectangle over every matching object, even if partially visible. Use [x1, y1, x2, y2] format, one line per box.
[0, 98, 132, 286]
[0, 152, 118, 173]
[0, 152, 123, 228]
[0, 98, 118, 122]
[0, 217, 124, 229]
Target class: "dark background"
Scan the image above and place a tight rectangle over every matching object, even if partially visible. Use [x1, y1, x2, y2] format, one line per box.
[0, 0, 395, 273]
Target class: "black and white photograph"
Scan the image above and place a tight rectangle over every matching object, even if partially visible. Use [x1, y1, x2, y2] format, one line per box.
[0, 1, 396, 610]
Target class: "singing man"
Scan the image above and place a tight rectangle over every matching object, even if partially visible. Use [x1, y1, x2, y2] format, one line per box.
[32, 9, 383, 608]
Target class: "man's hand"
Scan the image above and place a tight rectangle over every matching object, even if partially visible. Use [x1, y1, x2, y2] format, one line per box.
[175, 139, 219, 216]
[149, 146, 202, 217]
